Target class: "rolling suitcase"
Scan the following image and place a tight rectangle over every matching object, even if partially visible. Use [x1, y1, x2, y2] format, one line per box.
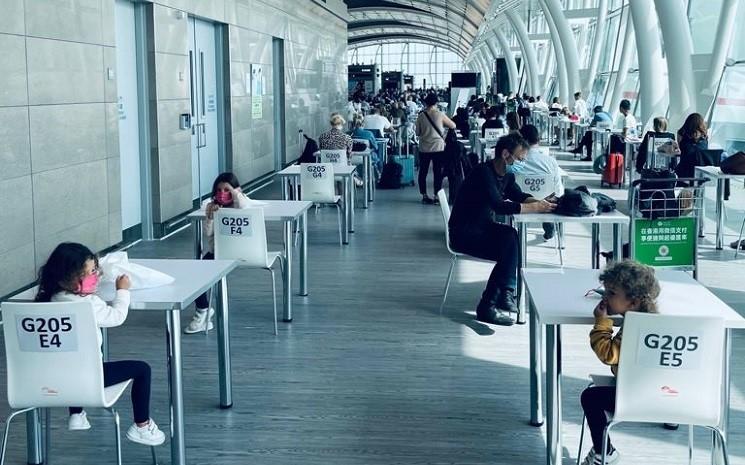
[601, 152, 624, 188]
[393, 154, 416, 186]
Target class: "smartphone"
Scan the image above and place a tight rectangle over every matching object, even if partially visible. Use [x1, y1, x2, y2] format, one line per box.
[544, 192, 557, 201]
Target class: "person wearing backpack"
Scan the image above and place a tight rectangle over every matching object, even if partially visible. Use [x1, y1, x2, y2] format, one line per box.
[415, 93, 456, 205]
[448, 133, 556, 326]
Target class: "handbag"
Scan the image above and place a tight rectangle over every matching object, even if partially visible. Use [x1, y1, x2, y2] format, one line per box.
[721, 151, 745, 174]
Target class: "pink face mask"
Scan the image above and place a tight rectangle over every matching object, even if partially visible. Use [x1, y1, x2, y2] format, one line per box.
[214, 191, 232, 206]
[77, 273, 99, 295]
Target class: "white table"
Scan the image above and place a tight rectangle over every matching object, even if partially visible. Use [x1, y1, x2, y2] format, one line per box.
[523, 268, 744, 465]
[558, 119, 571, 151]
[512, 210, 630, 324]
[694, 166, 745, 250]
[12, 259, 238, 465]
[188, 200, 312, 321]
[350, 151, 374, 208]
[573, 122, 589, 148]
[278, 164, 356, 242]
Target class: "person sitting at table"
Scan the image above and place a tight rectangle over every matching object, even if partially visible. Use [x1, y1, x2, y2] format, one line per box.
[448, 133, 556, 326]
[572, 105, 613, 161]
[580, 260, 660, 465]
[675, 112, 709, 179]
[481, 106, 505, 137]
[452, 107, 470, 140]
[185, 172, 251, 334]
[36, 242, 166, 446]
[512, 125, 564, 241]
[351, 113, 382, 175]
[363, 106, 392, 138]
[506, 111, 521, 134]
[635, 116, 678, 173]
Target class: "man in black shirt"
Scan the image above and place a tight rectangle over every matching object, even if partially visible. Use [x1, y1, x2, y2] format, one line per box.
[481, 106, 505, 137]
[449, 133, 556, 325]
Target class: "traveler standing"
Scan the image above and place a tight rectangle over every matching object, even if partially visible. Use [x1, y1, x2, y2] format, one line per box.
[415, 93, 456, 205]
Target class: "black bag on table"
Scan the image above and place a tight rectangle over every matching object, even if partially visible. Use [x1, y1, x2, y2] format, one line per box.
[721, 151, 745, 174]
[591, 192, 616, 212]
[555, 186, 598, 217]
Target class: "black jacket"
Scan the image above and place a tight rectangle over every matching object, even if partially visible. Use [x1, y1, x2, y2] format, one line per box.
[675, 135, 708, 178]
[481, 118, 505, 137]
[449, 162, 531, 233]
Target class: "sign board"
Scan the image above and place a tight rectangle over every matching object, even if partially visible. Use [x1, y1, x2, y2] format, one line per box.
[633, 217, 696, 267]
[304, 164, 329, 179]
[636, 330, 703, 370]
[647, 136, 675, 170]
[251, 64, 264, 119]
[218, 216, 253, 236]
[16, 315, 78, 352]
[484, 128, 504, 141]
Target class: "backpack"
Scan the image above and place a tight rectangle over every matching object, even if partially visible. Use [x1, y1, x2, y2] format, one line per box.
[555, 186, 598, 217]
[638, 168, 679, 219]
[377, 161, 403, 189]
[298, 135, 319, 164]
[591, 192, 616, 212]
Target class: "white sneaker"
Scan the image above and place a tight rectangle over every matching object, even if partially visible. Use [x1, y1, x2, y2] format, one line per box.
[68, 411, 91, 431]
[184, 308, 214, 334]
[126, 419, 166, 446]
[581, 447, 620, 465]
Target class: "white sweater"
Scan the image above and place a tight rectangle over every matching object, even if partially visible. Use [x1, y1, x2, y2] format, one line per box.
[201, 192, 252, 255]
[51, 290, 130, 348]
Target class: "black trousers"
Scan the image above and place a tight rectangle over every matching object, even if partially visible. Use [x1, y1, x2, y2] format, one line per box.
[580, 385, 616, 454]
[418, 151, 445, 196]
[195, 252, 215, 309]
[450, 223, 519, 304]
[70, 360, 152, 424]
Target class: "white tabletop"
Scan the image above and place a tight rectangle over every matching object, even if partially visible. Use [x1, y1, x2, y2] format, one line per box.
[512, 209, 629, 225]
[522, 268, 745, 328]
[9, 259, 239, 311]
[277, 164, 356, 177]
[695, 165, 745, 180]
[187, 199, 312, 222]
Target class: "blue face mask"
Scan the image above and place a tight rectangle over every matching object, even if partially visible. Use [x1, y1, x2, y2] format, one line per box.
[507, 159, 525, 173]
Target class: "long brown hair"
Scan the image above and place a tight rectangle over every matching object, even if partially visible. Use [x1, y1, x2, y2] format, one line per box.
[678, 113, 707, 142]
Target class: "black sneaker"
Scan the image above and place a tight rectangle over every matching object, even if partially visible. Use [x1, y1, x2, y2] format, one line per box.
[422, 195, 434, 205]
[476, 306, 515, 326]
[496, 289, 519, 314]
[543, 230, 555, 241]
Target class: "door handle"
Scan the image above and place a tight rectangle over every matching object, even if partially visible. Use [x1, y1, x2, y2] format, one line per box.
[197, 123, 207, 148]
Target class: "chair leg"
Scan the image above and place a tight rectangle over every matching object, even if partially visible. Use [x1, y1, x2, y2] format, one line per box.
[555, 222, 564, 266]
[269, 268, 279, 336]
[150, 446, 158, 465]
[204, 283, 216, 336]
[0, 408, 35, 465]
[688, 425, 694, 465]
[439, 255, 457, 314]
[44, 408, 50, 465]
[600, 423, 614, 465]
[111, 408, 123, 465]
[577, 414, 587, 465]
[711, 427, 731, 465]
[337, 204, 343, 246]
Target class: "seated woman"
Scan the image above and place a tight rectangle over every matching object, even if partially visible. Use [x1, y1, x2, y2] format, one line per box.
[675, 112, 709, 179]
[350, 113, 382, 174]
[318, 113, 361, 186]
[635, 116, 678, 173]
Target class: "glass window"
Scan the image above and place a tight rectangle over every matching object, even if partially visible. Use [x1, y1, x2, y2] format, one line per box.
[709, 65, 745, 154]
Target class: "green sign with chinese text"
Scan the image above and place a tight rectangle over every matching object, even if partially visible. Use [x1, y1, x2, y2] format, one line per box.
[633, 217, 696, 267]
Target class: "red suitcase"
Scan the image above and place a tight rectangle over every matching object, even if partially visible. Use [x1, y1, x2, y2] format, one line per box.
[601, 152, 624, 188]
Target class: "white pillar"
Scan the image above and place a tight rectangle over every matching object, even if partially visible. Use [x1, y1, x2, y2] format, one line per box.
[542, 0, 581, 97]
[492, 31, 519, 94]
[507, 9, 541, 96]
[475, 50, 490, 94]
[702, 0, 741, 94]
[541, 41, 555, 98]
[654, 0, 696, 129]
[629, 0, 666, 129]
[540, 0, 569, 103]
[607, 12, 635, 120]
[585, 0, 608, 94]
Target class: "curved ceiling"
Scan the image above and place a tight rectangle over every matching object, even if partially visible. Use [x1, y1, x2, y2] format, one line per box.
[345, 0, 492, 59]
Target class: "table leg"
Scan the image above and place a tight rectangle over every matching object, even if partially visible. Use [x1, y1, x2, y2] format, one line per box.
[612, 223, 622, 261]
[283, 219, 293, 322]
[342, 178, 349, 244]
[282, 176, 289, 200]
[192, 218, 202, 259]
[546, 324, 562, 465]
[529, 293, 544, 426]
[216, 277, 232, 408]
[166, 309, 186, 465]
[300, 211, 308, 296]
[367, 155, 374, 203]
[350, 179, 356, 233]
[517, 222, 528, 325]
[716, 179, 724, 250]
[25, 410, 43, 465]
[363, 158, 369, 209]
[591, 223, 600, 269]
[712, 329, 732, 465]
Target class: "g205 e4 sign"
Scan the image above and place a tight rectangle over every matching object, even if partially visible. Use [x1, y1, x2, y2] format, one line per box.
[16, 315, 78, 352]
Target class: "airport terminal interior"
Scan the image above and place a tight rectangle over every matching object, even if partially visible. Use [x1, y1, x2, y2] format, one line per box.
[2, 0, 745, 464]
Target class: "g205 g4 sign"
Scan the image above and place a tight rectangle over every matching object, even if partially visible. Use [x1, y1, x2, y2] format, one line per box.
[16, 315, 78, 352]
[305, 165, 328, 179]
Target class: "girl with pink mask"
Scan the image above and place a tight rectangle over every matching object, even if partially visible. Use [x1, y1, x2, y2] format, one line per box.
[35, 242, 165, 446]
[185, 172, 250, 334]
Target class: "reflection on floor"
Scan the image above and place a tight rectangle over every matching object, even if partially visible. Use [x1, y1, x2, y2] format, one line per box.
[1, 146, 744, 465]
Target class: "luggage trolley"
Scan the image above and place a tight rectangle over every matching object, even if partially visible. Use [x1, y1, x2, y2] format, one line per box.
[628, 177, 709, 279]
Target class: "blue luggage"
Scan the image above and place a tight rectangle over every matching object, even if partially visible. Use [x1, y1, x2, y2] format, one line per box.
[394, 154, 415, 186]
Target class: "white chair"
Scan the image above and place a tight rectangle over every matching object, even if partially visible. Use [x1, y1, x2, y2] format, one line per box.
[319, 149, 348, 167]
[300, 163, 343, 245]
[577, 312, 728, 465]
[484, 128, 506, 146]
[436, 189, 490, 313]
[514, 173, 564, 265]
[0, 301, 156, 465]
[214, 208, 284, 335]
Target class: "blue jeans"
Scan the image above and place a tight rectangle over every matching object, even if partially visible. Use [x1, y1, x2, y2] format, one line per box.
[450, 222, 519, 303]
